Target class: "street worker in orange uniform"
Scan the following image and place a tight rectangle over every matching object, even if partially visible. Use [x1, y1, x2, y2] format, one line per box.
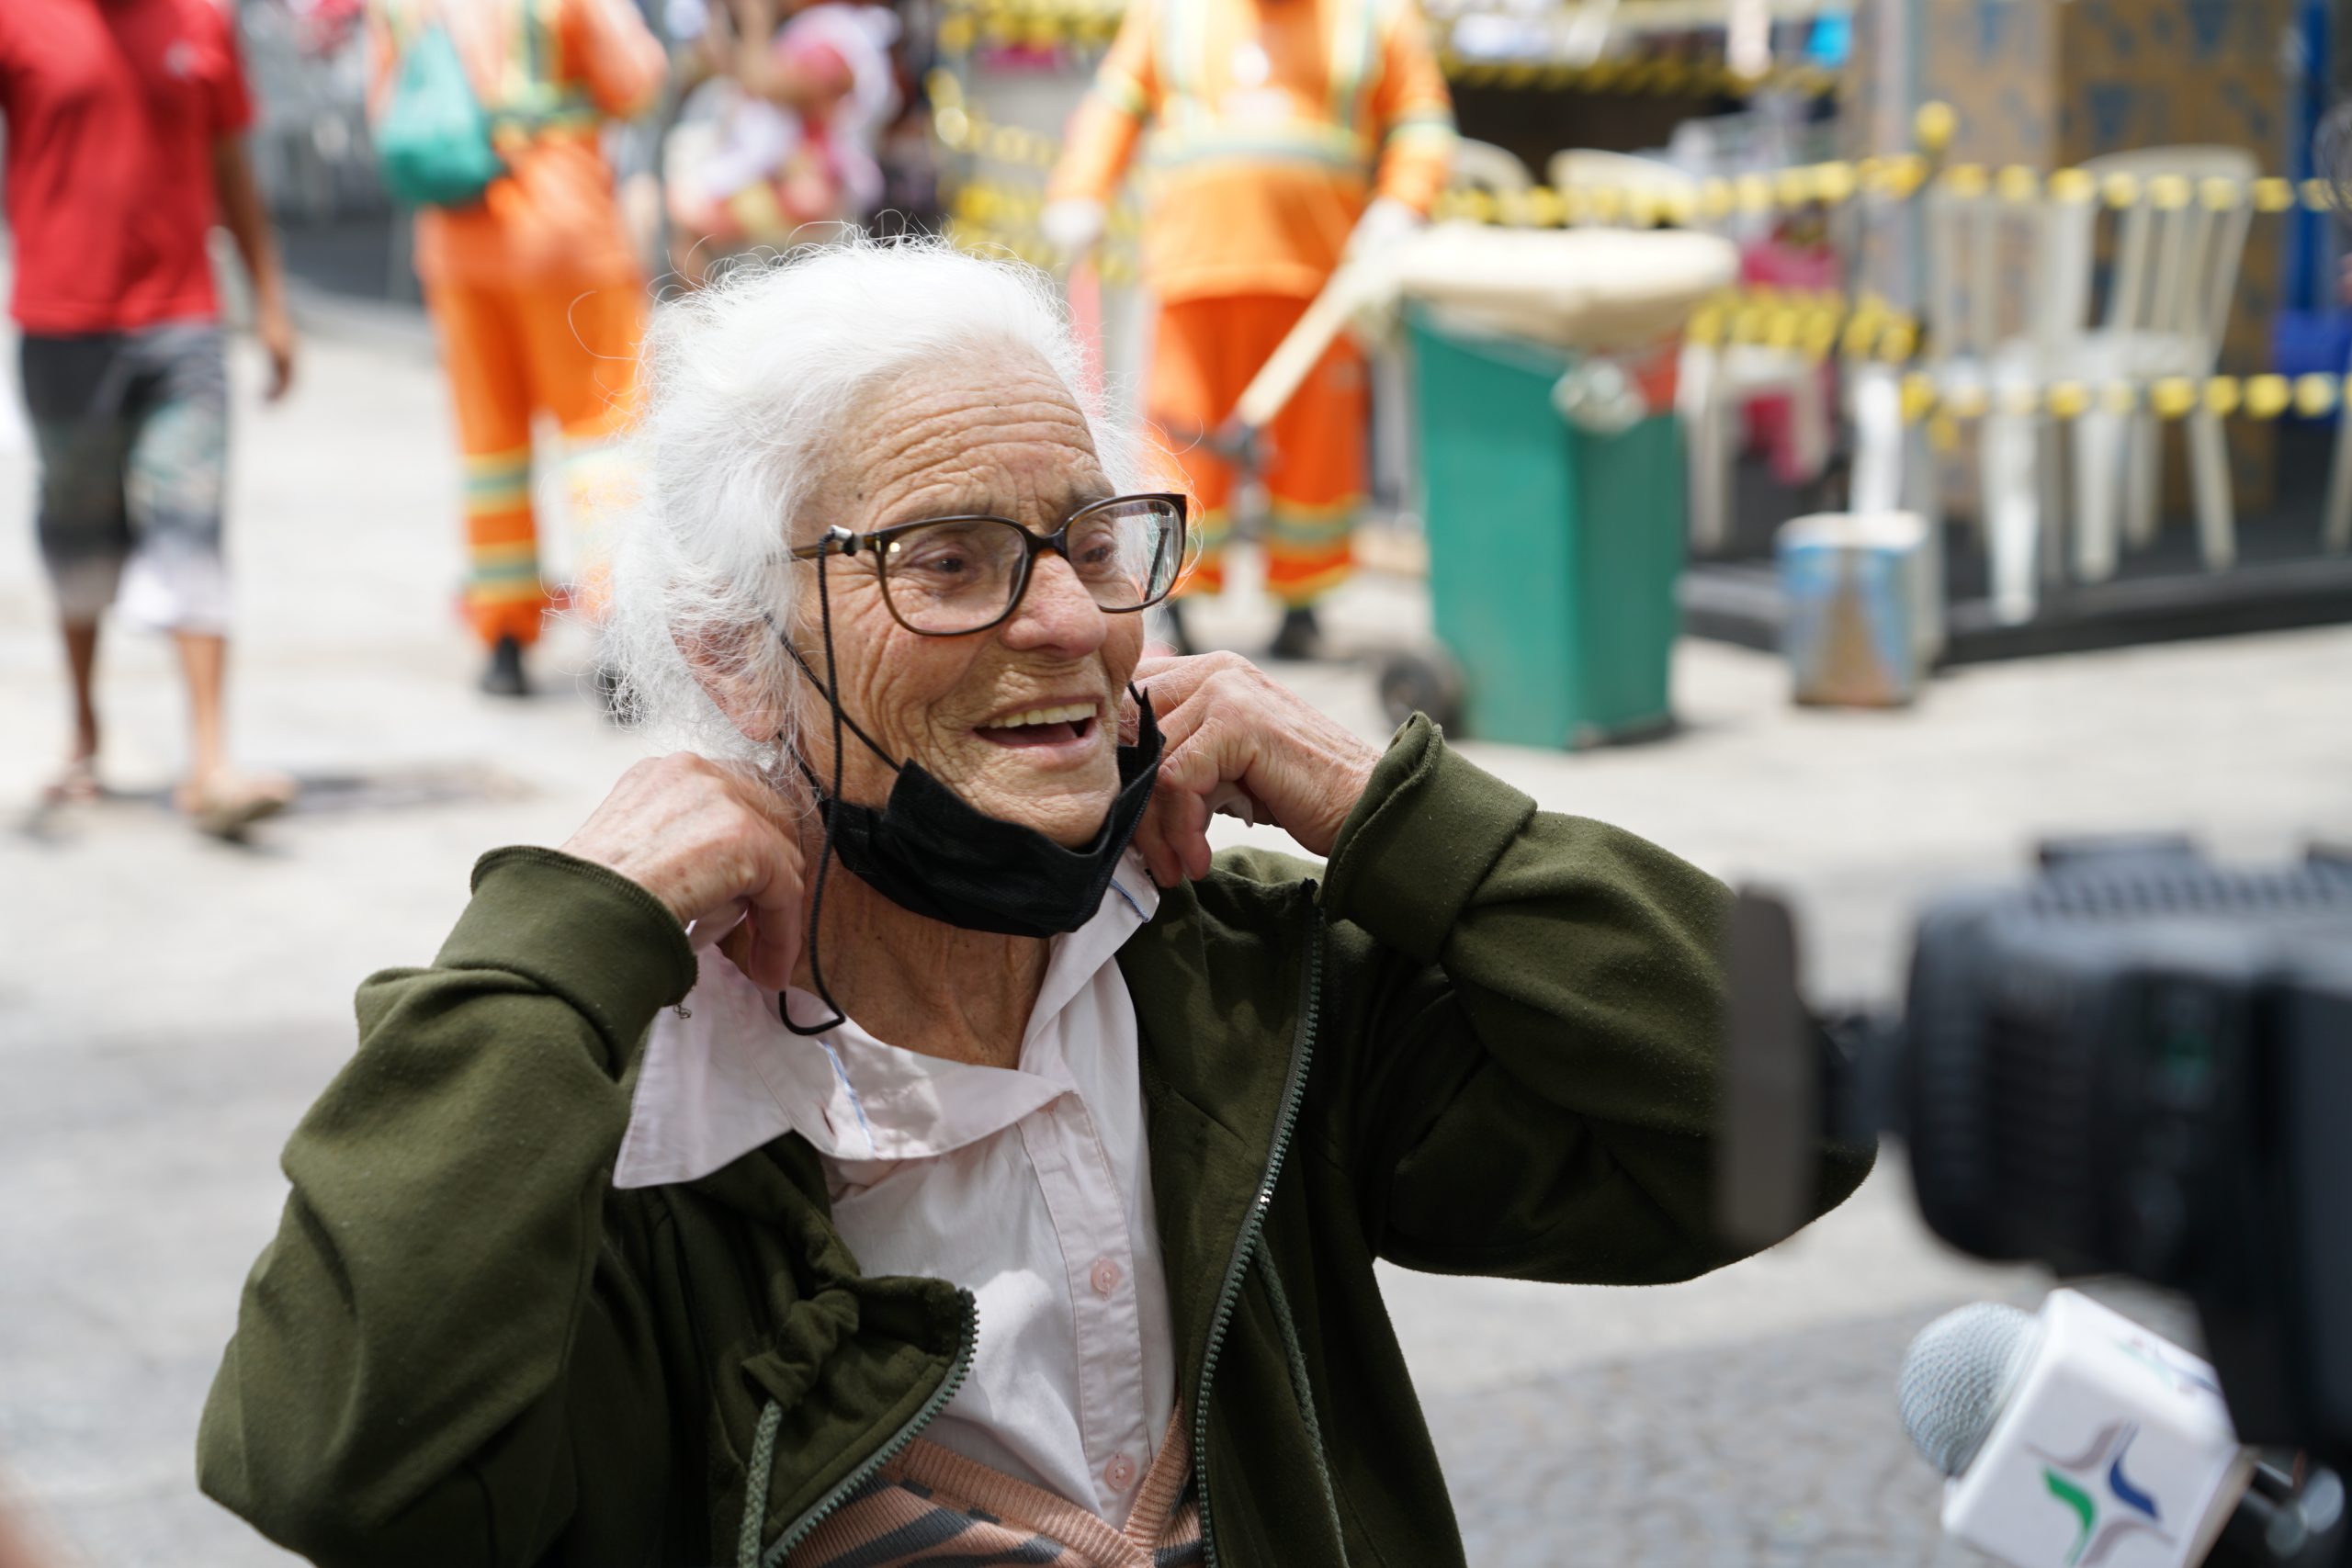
[1045, 0, 1454, 659]
[369, 0, 663, 697]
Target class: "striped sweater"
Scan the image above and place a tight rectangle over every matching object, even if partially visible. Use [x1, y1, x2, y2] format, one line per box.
[789, 1414, 1202, 1568]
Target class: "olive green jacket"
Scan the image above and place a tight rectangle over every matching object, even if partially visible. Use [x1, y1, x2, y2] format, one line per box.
[198, 716, 1871, 1568]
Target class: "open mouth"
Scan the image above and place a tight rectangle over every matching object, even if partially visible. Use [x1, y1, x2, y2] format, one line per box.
[976, 702, 1101, 749]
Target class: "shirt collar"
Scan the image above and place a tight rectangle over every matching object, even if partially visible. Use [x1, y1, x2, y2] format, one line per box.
[613, 856, 1159, 1189]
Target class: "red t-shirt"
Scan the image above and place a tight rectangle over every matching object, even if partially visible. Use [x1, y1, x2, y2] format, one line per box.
[0, 0, 255, 333]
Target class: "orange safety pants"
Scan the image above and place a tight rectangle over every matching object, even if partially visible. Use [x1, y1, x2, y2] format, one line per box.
[424, 276, 646, 647]
[1147, 293, 1365, 607]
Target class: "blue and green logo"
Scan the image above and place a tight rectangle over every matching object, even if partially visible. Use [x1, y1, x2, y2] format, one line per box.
[2030, 1421, 2175, 1567]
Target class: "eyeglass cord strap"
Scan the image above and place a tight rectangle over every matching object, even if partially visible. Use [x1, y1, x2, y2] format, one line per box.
[777, 564, 852, 1038]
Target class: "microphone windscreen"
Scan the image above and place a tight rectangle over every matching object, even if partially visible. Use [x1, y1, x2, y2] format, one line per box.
[1898, 1302, 2039, 1478]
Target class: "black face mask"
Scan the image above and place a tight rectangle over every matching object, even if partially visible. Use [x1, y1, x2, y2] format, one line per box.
[771, 560, 1160, 1035]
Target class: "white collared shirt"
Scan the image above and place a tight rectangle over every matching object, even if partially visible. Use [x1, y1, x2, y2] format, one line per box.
[615, 861, 1176, 1524]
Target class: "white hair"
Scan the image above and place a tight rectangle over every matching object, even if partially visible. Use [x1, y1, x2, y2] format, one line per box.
[603, 234, 1144, 763]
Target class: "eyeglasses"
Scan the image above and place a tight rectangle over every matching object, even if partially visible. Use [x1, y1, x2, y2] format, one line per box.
[787, 492, 1193, 636]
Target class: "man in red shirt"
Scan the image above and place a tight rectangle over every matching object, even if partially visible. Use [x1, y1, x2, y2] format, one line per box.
[1, 0, 300, 836]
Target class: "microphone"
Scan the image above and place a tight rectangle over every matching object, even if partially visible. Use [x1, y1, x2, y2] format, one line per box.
[1899, 1290, 2253, 1568]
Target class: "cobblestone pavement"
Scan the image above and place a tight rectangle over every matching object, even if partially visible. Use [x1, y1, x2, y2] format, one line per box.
[2, 317, 2346, 1565]
[1424, 1304, 2013, 1568]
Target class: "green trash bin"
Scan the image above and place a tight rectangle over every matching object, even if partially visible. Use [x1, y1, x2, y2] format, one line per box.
[1407, 302, 1686, 750]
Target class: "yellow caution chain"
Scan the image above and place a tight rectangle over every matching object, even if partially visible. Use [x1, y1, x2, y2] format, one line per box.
[1896, 372, 2346, 425]
[931, 0, 1849, 94]
[932, 73, 2342, 220]
[937, 0, 1124, 54]
[932, 183, 2352, 418]
[1429, 163, 2334, 224]
[945, 175, 1145, 284]
[1683, 288, 1922, 366]
[1434, 51, 1839, 97]
[931, 79, 2352, 376]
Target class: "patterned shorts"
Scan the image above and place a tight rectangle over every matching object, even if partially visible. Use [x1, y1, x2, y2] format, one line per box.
[22, 322, 232, 632]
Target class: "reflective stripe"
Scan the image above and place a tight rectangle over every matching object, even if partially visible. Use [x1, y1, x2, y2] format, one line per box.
[464, 451, 533, 510]
[1266, 500, 1362, 541]
[464, 448, 532, 477]
[1327, 0, 1380, 134]
[1385, 106, 1457, 138]
[466, 491, 534, 513]
[1147, 121, 1370, 172]
[1161, 0, 1208, 135]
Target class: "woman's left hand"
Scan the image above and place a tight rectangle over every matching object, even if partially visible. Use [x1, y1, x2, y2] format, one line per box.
[1129, 652, 1382, 886]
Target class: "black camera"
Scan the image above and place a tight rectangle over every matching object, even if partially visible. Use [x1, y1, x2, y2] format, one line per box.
[1719, 838, 2352, 1472]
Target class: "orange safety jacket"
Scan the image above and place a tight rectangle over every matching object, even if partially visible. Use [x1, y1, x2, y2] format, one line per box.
[1047, 0, 1456, 303]
[368, 0, 664, 288]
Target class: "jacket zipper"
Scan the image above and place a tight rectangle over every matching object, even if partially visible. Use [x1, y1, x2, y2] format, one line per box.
[1193, 897, 1325, 1568]
[760, 1288, 978, 1568]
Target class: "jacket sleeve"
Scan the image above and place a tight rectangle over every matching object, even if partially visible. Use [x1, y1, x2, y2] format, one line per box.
[1366, 0, 1456, 214]
[197, 849, 698, 1568]
[1045, 0, 1157, 205]
[1317, 716, 1872, 1286]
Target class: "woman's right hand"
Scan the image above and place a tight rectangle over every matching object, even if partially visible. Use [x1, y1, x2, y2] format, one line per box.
[560, 755, 808, 990]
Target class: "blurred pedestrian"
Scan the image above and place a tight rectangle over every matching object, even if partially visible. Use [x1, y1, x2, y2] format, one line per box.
[663, 0, 902, 286]
[1044, 0, 1454, 659]
[1, 0, 300, 837]
[368, 0, 663, 698]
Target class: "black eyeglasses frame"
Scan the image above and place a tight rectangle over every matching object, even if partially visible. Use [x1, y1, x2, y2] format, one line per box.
[786, 491, 1193, 637]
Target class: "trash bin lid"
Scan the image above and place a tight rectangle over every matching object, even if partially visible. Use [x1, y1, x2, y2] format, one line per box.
[1393, 223, 1737, 351]
[1779, 511, 1931, 552]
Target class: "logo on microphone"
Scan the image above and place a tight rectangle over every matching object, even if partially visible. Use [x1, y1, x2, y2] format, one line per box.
[2112, 1331, 2223, 1401]
[2030, 1421, 2174, 1567]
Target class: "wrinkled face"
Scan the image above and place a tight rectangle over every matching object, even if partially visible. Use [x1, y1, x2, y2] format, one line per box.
[784, 347, 1144, 848]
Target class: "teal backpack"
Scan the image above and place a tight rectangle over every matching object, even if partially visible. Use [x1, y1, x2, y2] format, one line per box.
[376, 19, 504, 208]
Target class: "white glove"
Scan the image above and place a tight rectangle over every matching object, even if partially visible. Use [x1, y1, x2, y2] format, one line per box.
[1344, 197, 1423, 262]
[1040, 198, 1108, 264]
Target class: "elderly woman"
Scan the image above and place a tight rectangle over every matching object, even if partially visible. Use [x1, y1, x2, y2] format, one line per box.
[198, 240, 1869, 1568]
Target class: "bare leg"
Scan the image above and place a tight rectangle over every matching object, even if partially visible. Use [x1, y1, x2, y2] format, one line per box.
[173, 629, 228, 784]
[170, 629, 293, 835]
[40, 617, 106, 804]
[61, 618, 99, 763]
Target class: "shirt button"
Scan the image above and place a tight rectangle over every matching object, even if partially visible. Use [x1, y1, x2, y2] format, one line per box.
[1089, 1257, 1122, 1297]
[1104, 1453, 1137, 1491]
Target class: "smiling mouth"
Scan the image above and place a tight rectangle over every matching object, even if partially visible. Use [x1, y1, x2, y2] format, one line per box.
[976, 702, 1101, 749]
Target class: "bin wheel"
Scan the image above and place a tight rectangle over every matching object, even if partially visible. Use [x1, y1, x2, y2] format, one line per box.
[1375, 646, 1466, 734]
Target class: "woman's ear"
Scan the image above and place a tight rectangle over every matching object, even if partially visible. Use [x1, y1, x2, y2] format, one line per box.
[674, 620, 795, 744]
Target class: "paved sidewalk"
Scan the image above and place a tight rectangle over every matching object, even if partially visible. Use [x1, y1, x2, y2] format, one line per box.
[2, 325, 2346, 1565]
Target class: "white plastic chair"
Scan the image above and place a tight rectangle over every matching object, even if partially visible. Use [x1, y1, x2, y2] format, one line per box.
[1545, 148, 1695, 224]
[1548, 149, 1829, 554]
[1917, 146, 2254, 624]
[1917, 174, 2059, 622]
[1450, 138, 1534, 201]
[2327, 366, 2352, 553]
[2042, 147, 2256, 581]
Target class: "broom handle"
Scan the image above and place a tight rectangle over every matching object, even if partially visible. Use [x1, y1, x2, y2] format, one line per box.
[1230, 257, 1385, 431]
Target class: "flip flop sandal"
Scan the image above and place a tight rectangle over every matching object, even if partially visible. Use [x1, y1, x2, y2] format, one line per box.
[184, 778, 295, 841]
[39, 757, 101, 808]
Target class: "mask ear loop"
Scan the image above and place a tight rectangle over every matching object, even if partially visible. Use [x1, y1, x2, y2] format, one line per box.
[778, 555, 851, 1037]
